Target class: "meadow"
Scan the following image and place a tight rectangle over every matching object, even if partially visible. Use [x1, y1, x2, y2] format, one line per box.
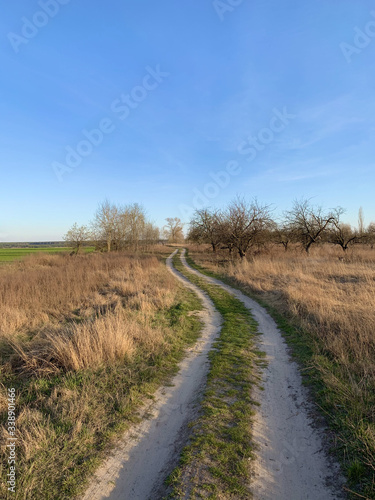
[0, 249, 202, 499]
[2, 241, 375, 498]
[186, 243, 375, 497]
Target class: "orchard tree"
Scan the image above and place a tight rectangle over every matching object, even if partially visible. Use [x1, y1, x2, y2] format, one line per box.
[273, 222, 295, 252]
[328, 208, 362, 252]
[188, 208, 222, 252]
[284, 199, 335, 253]
[225, 198, 273, 259]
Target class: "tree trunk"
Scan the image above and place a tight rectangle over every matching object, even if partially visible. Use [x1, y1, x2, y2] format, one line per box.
[305, 240, 313, 253]
[238, 248, 245, 259]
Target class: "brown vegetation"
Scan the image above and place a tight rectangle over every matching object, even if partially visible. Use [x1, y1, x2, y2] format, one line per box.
[0, 251, 171, 343]
[188, 243, 375, 494]
[0, 249, 203, 499]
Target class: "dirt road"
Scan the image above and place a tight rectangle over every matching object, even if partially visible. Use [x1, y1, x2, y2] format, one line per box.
[82, 249, 345, 500]
[81, 250, 222, 500]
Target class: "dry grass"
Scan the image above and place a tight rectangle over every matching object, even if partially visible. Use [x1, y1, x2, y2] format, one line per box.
[0, 252, 175, 373]
[0, 252, 170, 338]
[190, 244, 375, 377]
[188, 243, 375, 495]
[0, 250, 204, 499]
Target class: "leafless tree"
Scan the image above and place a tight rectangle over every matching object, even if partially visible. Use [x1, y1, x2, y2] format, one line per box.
[92, 200, 118, 252]
[367, 222, 375, 248]
[143, 222, 160, 248]
[328, 208, 362, 252]
[91, 201, 159, 251]
[64, 223, 91, 255]
[225, 198, 272, 259]
[127, 203, 146, 251]
[164, 217, 184, 243]
[188, 208, 222, 252]
[284, 199, 335, 253]
[358, 207, 365, 235]
[273, 222, 295, 252]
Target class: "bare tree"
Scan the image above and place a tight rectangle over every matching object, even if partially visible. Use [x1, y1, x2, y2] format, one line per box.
[92, 200, 118, 252]
[284, 199, 335, 253]
[273, 222, 295, 252]
[188, 208, 222, 252]
[143, 222, 160, 248]
[225, 198, 272, 259]
[358, 207, 365, 235]
[112, 206, 131, 251]
[329, 208, 362, 251]
[367, 222, 375, 248]
[64, 223, 91, 255]
[164, 218, 184, 243]
[128, 203, 146, 251]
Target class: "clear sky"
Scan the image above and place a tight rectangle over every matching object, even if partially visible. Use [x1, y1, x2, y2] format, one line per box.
[1, 0, 374, 241]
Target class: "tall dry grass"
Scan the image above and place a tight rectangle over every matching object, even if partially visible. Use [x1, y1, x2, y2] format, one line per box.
[189, 244, 375, 491]
[0, 251, 177, 374]
[191, 245, 375, 376]
[0, 250, 198, 499]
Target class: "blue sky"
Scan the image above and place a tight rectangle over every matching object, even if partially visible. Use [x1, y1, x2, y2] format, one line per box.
[1, 0, 374, 241]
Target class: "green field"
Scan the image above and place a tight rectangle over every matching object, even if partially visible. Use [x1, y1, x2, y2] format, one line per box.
[0, 247, 94, 263]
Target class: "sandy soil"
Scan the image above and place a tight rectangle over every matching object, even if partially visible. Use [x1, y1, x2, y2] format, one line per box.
[80, 250, 222, 500]
[179, 249, 346, 500]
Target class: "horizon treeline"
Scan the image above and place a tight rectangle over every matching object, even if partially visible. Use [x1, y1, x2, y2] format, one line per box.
[64, 197, 375, 257]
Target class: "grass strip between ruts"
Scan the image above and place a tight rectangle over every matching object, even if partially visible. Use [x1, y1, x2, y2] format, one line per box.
[165, 250, 265, 499]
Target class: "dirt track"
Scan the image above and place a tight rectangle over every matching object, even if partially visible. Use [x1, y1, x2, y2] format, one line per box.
[81, 250, 221, 500]
[81, 249, 345, 500]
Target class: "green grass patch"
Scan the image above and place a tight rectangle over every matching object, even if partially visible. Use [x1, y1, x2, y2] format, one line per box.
[0, 247, 95, 263]
[165, 251, 262, 499]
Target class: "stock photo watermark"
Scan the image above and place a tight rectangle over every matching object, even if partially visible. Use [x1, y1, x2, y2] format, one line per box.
[52, 65, 169, 182]
[213, 0, 245, 22]
[6, 388, 17, 494]
[340, 11, 375, 63]
[7, 0, 73, 54]
[179, 106, 296, 218]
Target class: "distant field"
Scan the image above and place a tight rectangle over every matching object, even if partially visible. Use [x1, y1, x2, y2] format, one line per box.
[0, 247, 94, 262]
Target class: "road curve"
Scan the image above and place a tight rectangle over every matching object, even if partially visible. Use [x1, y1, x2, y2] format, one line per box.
[179, 248, 346, 500]
[80, 250, 221, 500]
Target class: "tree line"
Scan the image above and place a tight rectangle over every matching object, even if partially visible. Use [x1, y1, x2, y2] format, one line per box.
[64, 201, 160, 254]
[187, 198, 375, 258]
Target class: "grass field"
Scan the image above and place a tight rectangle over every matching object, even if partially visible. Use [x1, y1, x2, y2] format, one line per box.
[0, 250, 203, 499]
[186, 244, 375, 499]
[0, 247, 94, 263]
